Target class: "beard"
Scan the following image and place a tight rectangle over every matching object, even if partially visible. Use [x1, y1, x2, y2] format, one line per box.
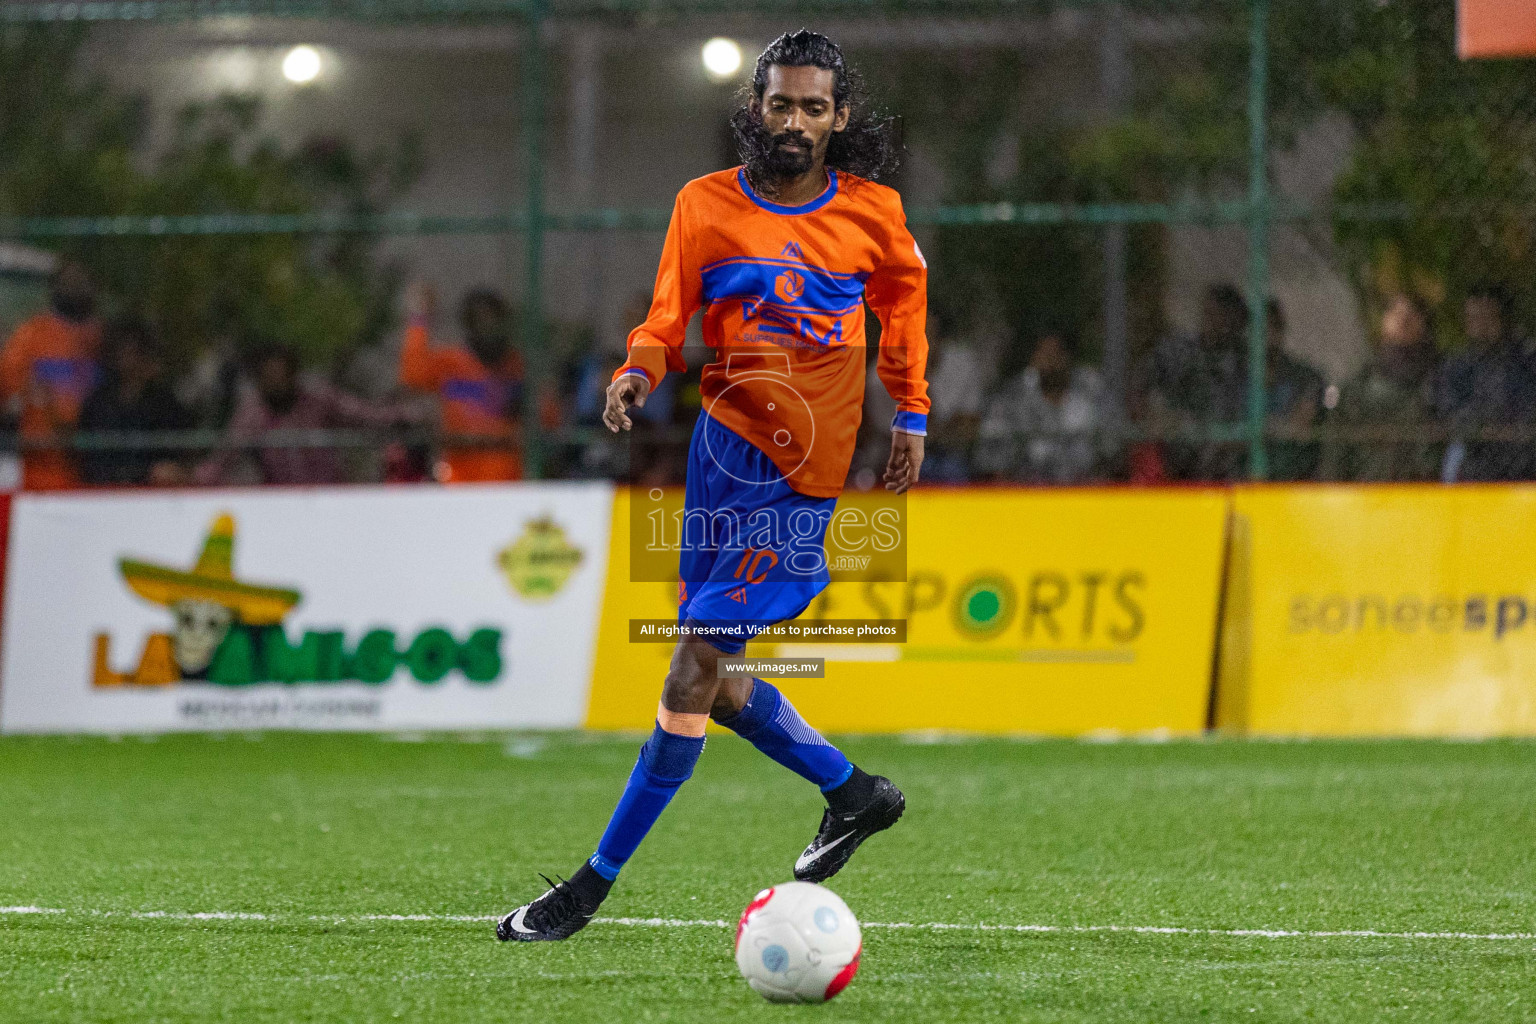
[731, 108, 818, 187]
[50, 291, 96, 322]
[763, 131, 815, 177]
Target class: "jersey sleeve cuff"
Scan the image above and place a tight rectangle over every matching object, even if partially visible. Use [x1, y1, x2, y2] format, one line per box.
[892, 410, 928, 436]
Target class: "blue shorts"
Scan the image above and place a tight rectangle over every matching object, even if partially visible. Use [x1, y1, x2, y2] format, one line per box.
[677, 413, 836, 654]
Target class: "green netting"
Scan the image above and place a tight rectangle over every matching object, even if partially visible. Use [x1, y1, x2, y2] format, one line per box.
[3, 0, 1533, 483]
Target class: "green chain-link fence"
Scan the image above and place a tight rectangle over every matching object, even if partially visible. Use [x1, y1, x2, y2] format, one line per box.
[2, 0, 1533, 485]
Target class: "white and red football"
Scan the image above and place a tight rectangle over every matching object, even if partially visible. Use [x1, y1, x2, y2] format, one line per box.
[734, 881, 862, 1003]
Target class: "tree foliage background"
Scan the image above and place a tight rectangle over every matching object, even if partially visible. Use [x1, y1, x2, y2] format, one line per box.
[1281, 0, 1536, 345]
[873, 0, 1536, 373]
[6, 1, 1536, 383]
[0, 25, 421, 369]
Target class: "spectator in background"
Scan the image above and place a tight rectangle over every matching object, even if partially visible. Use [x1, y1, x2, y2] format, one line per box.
[399, 282, 527, 483]
[850, 338, 898, 489]
[921, 316, 991, 484]
[0, 259, 102, 490]
[1138, 283, 1250, 481]
[1264, 299, 1325, 481]
[1437, 284, 1531, 481]
[1323, 291, 1440, 482]
[622, 290, 679, 430]
[975, 327, 1106, 484]
[614, 290, 685, 485]
[77, 316, 195, 486]
[196, 342, 414, 486]
[174, 300, 244, 431]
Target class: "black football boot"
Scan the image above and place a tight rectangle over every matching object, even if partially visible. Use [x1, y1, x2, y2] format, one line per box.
[496, 864, 612, 942]
[793, 767, 905, 883]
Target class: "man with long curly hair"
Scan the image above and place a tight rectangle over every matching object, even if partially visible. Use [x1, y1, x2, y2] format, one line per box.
[498, 29, 930, 942]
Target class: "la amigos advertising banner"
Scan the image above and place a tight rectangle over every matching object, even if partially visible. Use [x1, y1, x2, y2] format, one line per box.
[0, 484, 612, 733]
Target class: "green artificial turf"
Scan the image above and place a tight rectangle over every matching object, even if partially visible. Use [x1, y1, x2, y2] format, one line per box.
[0, 731, 1533, 1022]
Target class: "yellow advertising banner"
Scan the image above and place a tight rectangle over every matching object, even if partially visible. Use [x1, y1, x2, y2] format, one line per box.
[586, 488, 1228, 735]
[1217, 486, 1536, 736]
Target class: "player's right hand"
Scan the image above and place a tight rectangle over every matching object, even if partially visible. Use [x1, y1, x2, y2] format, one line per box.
[603, 373, 651, 433]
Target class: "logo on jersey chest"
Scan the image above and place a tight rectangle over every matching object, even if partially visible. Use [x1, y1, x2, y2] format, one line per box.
[702, 258, 865, 313]
[774, 270, 806, 304]
[701, 255, 866, 348]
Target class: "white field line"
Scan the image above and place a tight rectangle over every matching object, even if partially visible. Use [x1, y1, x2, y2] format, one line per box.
[1, 906, 1532, 942]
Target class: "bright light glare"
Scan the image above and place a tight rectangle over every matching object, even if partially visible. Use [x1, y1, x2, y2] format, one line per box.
[282, 45, 322, 84]
[701, 38, 742, 80]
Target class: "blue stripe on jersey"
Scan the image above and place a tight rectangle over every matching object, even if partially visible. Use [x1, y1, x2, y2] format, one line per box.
[442, 377, 517, 413]
[33, 357, 97, 398]
[700, 257, 868, 318]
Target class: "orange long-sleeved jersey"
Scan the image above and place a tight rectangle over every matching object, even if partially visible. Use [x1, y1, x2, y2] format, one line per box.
[399, 320, 523, 483]
[614, 167, 930, 498]
[0, 312, 101, 491]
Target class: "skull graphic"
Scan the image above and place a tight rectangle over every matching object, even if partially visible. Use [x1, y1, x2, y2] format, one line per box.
[170, 599, 234, 676]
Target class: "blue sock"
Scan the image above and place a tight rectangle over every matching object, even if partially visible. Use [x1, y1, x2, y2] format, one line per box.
[716, 679, 853, 792]
[588, 722, 705, 881]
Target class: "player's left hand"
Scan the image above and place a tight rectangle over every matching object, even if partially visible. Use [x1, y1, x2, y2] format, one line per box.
[603, 373, 651, 433]
[884, 430, 924, 494]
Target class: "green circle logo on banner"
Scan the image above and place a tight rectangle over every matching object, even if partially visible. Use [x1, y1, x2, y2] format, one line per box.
[953, 574, 1016, 640]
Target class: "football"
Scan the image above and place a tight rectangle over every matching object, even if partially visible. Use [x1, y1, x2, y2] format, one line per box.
[734, 881, 863, 1004]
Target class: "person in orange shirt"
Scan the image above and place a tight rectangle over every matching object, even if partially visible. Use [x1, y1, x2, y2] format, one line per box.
[498, 31, 927, 944]
[398, 282, 525, 482]
[0, 259, 104, 490]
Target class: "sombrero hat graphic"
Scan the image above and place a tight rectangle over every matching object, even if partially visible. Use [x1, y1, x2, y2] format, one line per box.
[118, 514, 301, 625]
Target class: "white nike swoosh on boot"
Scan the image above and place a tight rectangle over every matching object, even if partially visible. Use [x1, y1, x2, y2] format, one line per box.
[505, 906, 536, 934]
[796, 830, 855, 872]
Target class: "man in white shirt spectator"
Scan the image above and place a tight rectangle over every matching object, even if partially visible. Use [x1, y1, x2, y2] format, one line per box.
[922, 321, 994, 483]
[976, 327, 1106, 484]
